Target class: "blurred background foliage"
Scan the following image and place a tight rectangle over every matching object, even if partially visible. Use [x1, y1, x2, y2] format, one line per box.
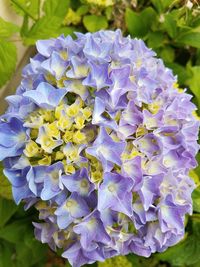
[0, 0, 200, 266]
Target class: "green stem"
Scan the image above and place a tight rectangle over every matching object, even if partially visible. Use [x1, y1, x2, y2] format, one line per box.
[11, 0, 37, 21]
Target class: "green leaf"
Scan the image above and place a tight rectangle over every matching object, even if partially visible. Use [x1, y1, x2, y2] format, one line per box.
[0, 40, 17, 88]
[160, 46, 175, 63]
[57, 26, 77, 37]
[0, 163, 12, 200]
[161, 14, 177, 38]
[43, 0, 70, 19]
[176, 31, 200, 49]
[0, 17, 19, 38]
[23, 16, 62, 45]
[10, 0, 39, 20]
[165, 62, 190, 85]
[0, 219, 30, 243]
[192, 186, 200, 213]
[157, 221, 200, 266]
[125, 7, 157, 38]
[186, 66, 200, 108]
[0, 198, 17, 227]
[0, 242, 13, 267]
[147, 31, 165, 49]
[76, 5, 89, 16]
[83, 15, 108, 32]
[151, 0, 174, 13]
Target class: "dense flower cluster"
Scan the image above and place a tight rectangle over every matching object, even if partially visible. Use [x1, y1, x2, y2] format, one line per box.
[0, 30, 199, 267]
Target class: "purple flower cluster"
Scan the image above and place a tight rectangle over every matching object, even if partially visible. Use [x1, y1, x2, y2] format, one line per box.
[0, 30, 199, 267]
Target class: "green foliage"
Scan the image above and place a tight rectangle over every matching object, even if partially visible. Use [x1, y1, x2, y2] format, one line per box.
[125, 7, 157, 38]
[0, 198, 48, 267]
[0, 17, 19, 38]
[157, 220, 200, 266]
[192, 187, 200, 213]
[0, 40, 17, 88]
[0, 1, 200, 267]
[186, 65, 200, 108]
[10, 0, 40, 20]
[24, 16, 64, 45]
[83, 15, 108, 32]
[0, 163, 13, 199]
[43, 0, 70, 20]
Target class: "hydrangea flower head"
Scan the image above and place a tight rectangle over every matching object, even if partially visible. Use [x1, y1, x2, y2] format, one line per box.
[1, 30, 199, 267]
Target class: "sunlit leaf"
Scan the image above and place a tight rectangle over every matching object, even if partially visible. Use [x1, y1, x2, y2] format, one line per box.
[83, 15, 108, 32]
[0, 40, 17, 88]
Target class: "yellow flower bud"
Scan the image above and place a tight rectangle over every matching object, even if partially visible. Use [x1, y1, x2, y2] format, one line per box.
[24, 140, 40, 157]
[73, 130, 86, 144]
[38, 155, 51, 165]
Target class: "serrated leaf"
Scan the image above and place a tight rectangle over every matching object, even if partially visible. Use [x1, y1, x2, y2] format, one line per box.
[125, 7, 157, 38]
[0, 163, 12, 199]
[10, 0, 39, 20]
[23, 16, 62, 45]
[0, 17, 19, 38]
[0, 40, 17, 88]
[0, 198, 17, 227]
[186, 66, 200, 108]
[43, 0, 70, 19]
[83, 15, 108, 32]
[157, 221, 200, 266]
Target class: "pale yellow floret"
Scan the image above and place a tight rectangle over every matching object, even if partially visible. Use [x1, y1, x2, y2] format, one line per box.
[74, 115, 85, 130]
[64, 164, 76, 174]
[67, 104, 80, 117]
[56, 76, 68, 88]
[59, 50, 68, 60]
[63, 145, 80, 162]
[63, 130, 74, 143]
[38, 155, 51, 165]
[76, 65, 89, 77]
[91, 170, 103, 183]
[148, 102, 161, 114]
[73, 130, 86, 144]
[39, 135, 58, 153]
[55, 151, 65, 161]
[81, 107, 92, 120]
[144, 116, 158, 129]
[40, 110, 54, 122]
[25, 115, 43, 128]
[57, 115, 73, 130]
[24, 140, 40, 157]
[136, 125, 148, 137]
[46, 122, 60, 139]
[129, 75, 135, 83]
[121, 149, 143, 161]
[55, 104, 67, 120]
